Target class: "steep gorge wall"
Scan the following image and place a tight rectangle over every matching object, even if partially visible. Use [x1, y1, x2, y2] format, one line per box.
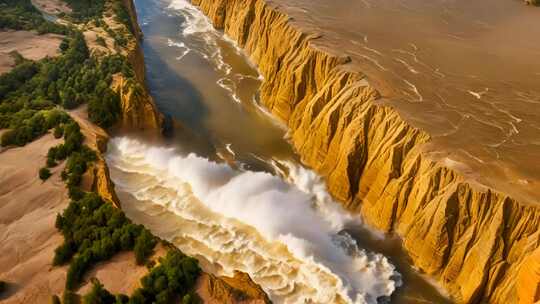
[190, 0, 540, 303]
[81, 3, 270, 302]
[116, 0, 164, 131]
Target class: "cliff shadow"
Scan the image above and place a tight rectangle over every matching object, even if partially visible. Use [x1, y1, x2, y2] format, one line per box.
[135, 41, 216, 156]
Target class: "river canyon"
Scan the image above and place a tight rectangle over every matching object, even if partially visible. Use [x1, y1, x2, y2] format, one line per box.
[105, 0, 540, 303]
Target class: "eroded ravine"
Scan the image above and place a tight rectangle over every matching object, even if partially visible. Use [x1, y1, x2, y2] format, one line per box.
[105, 0, 454, 303]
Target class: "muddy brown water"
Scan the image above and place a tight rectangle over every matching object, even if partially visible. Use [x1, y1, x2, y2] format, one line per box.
[108, 0, 539, 302]
[269, 0, 540, 205]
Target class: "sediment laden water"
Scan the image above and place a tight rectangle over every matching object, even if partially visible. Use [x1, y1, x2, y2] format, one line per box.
[110, 0, 403, 303]
[109, 0, 457, 303]
[107, 137, 400, 304]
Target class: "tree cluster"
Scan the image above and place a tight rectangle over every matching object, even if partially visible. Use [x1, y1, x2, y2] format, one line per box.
[62, 0, 106, 23]
[112, 1, 134, 35]
[1, 109, 70, 146]
[82, 250, 202, 304]
[0, 0, 69, 34]
[54, 193, 158, 290]
[0, 30, 132, 143]
[129, 250, 201, 304]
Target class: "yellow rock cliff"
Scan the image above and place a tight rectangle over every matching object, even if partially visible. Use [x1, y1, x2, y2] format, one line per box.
[189, 0, 540, 302]
[114, 0, 164, 131]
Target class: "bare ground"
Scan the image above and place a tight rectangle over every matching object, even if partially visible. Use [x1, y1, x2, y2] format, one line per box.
[0, 30, 63, 75]
[0, 133, 68, 303]
[30, 0, 71, 15]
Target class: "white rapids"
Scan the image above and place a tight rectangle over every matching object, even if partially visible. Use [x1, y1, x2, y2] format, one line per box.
[106, 137, 401, 304]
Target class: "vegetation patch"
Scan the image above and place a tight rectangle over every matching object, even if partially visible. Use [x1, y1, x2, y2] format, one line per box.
[0, 0, 69, 34]
[54, 192, 157, 290]
[81, 251, 202, 304]
[0, 31, 133, 145]
[39, 167, 52, 181]
[62, 0, 106, 23]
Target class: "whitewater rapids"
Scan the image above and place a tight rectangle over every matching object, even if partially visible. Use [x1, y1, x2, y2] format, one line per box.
[106, 137, 401, 304]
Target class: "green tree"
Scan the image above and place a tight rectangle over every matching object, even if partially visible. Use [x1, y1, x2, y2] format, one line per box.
[134, 229, 157, 265]
[83, 278, 115, 304]
[39, 167, 52, 181]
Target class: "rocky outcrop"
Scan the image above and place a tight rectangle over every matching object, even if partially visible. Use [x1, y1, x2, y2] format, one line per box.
[112, 75, 162, 131]
[116, 0, 164, 131]
[70, 107, 121, 208]
[197, 272, 271, 304]
[189, 0, 540, 303]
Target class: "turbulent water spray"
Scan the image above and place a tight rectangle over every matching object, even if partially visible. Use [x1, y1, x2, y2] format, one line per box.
[107, 137, 401, 304]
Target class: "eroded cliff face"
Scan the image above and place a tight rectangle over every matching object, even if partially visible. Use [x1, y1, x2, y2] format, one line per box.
[82, 3, 269, 302]
[197, 272, 271, 304]
[190, 0, 540, 303]
[111, 74, 162, 131]
[115, 0, 164, 131]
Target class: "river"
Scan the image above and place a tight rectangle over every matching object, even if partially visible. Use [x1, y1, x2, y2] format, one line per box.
[105, 0, 453, 303]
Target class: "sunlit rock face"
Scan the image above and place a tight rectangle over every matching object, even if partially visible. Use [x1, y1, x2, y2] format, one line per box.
[116, 0, 164, 131]
[189, 0, 540, 303]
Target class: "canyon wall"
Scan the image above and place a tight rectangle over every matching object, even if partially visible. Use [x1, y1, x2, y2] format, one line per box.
[189, 0, 540, 303]
[116, 0, 164, 131]
[93, 2, 271, 301]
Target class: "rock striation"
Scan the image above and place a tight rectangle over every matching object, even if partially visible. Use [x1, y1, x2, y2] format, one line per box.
[189, 0, 540, 302]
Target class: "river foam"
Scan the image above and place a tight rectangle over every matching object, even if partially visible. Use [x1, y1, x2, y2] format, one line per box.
[106, 137, 401, 304]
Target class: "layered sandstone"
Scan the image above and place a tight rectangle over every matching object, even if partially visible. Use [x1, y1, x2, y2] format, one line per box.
[189, 0, 540, 303]
[196, 272, 271, 304]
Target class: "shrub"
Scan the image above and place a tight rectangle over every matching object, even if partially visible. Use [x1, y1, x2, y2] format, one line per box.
[132, 250, 201, 303]
[83, 278, 115, 304]
[63, 0, 106, 22]
[53, 125, 64, 139]
[39, 167, 52, 181]
[134, 229, 157, 265]
[182, 293, 201, 304]
[53, 240, 75, 265]
[96, 35, 107, 47]
[47, 156, 57, 168]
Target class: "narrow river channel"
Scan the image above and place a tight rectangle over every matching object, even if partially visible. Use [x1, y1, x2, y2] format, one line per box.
[105, 0, 452, 303]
